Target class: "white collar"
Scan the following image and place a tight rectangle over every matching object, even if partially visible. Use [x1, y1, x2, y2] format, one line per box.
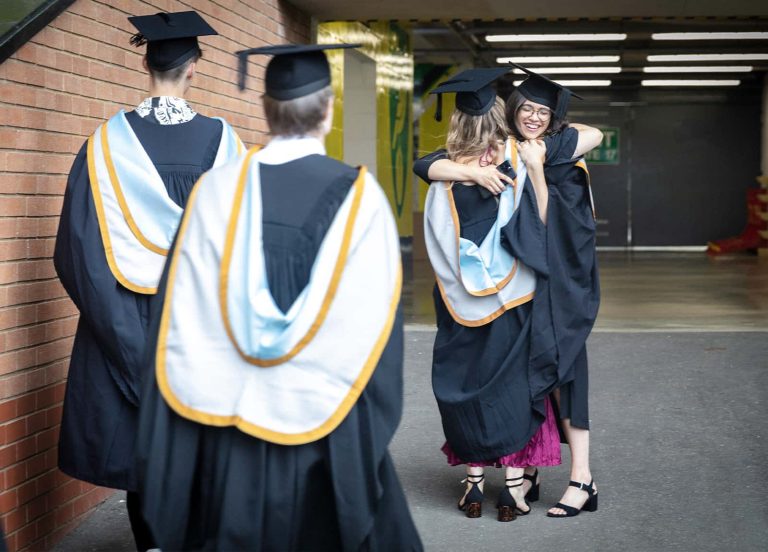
[258, 136, 326, 165]
[135, 96, 196, 125]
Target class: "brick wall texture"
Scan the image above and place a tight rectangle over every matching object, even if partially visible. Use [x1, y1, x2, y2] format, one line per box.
[0, 1, 310, 550]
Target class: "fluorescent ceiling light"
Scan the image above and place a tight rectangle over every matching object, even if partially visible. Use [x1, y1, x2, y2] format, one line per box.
[651, 32, 768, 40]
[513, 80, 612, 87]
[641, 79, 741, 86]
[498, 55, 620, 64]
[487, 33, 627, 42]
[642, 65, 753, 73]
[512, 66, 621, 74]
[647, 53, 768, 62]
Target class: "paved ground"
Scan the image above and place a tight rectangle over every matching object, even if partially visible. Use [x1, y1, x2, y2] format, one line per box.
[54, 253, 768, 550]
[396, 329, 768, 552]
[55, 327, 768, 552]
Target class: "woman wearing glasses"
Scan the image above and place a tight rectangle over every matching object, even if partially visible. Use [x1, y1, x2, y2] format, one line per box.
[420, 67, 563, 522]
[415, 66, 603, 519]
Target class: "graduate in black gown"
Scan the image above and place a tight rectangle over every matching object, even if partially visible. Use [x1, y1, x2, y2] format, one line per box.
[414, 66, 603, 518]
[135, 44, 422, 551]
[417, 69, 564, 522]
[54, 11, 241, 551]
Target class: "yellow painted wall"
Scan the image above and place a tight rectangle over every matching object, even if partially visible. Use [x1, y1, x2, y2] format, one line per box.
[318, 22, 414, 237]
[414, 66, 460, 212]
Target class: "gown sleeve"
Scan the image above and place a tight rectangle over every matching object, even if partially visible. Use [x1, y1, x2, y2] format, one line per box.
[53, 142, 148, 405]
[415, 128, 578, 184]
[500, 177, 548, 277]
[501, 174, 560, 389]
[413, 149, 448, 184]
[543, 127, 579, 166]
[530, 129, 599, 405]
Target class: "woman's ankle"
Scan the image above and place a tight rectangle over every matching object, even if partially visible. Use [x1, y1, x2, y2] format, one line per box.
[569, 468, 592, 484]
[465, 469, 484, 491]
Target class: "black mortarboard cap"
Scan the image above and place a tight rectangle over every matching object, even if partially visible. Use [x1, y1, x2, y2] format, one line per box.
[128, 11, 217, 72]
[510, 63, 584, 120]
[429, 67, 509, 122]
[235, 44, 361, 98]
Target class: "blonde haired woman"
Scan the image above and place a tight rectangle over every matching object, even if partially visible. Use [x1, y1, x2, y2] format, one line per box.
[419, 69, 562, 522]
[417, 66, 603, 519]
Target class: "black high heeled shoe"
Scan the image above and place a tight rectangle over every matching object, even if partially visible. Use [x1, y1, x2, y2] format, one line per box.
[546, 480, 598, 518]
[457, 474, 485, 518]
[523, 469, 540, 502]
[496, 476, 531, 522]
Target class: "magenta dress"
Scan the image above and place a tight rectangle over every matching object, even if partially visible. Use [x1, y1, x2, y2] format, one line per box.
[442, 397, 561, 468]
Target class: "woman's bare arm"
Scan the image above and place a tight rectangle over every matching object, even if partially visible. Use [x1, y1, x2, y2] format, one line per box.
[426, 159, 513, 195]
[569, 123, 604, 158]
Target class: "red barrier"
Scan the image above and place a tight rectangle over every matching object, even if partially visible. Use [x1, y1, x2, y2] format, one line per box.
[707, 188, 767, 255]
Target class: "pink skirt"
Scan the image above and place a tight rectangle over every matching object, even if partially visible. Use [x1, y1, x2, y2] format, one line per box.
[442, 397, 561, 468]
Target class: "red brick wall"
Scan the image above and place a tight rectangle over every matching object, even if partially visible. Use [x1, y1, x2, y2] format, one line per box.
[0, 1, 309, 550]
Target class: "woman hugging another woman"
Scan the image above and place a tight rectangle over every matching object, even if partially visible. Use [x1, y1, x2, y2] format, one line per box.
[415, 66, 603, 521]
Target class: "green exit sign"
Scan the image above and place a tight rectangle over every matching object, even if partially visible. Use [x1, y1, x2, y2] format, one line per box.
[584, 127, 619, 165]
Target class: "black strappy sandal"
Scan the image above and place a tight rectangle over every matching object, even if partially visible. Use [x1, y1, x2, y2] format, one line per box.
[496, 476, 531, 522]
[458, 474, 485, 518]
[546, 480, 598, 518]
[523, 469, 540, 502]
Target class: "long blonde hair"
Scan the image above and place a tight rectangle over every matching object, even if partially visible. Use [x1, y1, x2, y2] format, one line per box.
[446, 97, 509, 163]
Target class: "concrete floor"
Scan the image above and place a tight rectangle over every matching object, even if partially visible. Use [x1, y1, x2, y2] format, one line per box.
[55, 252, 768, 551]
[397, 329, 767, 552]
[404, 252, 768, 331]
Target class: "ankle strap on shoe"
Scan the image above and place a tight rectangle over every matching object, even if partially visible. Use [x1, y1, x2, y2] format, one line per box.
[505, 476, 524, 487]
[522, 469, 538, 482]
[568, 480, 595, 494]
[465, 474, 485, 483]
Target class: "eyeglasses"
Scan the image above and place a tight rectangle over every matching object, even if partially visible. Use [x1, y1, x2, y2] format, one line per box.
[518, 105, 552, 120]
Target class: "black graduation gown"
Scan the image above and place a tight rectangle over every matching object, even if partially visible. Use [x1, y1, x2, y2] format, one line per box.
[136, 154, 423, 552]
[538, 128, 600, 430]
[54, 111, 224, 491]
[419, 169, 549, 462]
[413, 129, 598, 461]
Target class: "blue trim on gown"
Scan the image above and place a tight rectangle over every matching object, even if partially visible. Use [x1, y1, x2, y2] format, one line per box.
[136, 155, 423, 551]
[413, 128, 598, 461]
[55, 112, 224, 490]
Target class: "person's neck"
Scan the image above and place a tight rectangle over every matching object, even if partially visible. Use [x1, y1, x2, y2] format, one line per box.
[458, 143, 505, 167]
[304, 128, 326, 140]
[147, 81, 188, 100]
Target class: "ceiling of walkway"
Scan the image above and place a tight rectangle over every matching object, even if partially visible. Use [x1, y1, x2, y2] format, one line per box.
[291, 0, 768, 21]
[292, 0, 768, 93]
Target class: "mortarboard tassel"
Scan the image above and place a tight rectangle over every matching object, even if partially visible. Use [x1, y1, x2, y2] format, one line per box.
[129, 32, 147, 47]
[435, 93, 443, 122]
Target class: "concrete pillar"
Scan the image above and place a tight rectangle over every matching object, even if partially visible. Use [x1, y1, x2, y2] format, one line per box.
[342, 49, 377, 176]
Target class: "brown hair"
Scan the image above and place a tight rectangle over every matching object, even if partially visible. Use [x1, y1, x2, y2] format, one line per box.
[445, 97, 509, 162]
[505, 90, 569, 141]
[263, 86, 333, 137]
[150, 51, 202, 83]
